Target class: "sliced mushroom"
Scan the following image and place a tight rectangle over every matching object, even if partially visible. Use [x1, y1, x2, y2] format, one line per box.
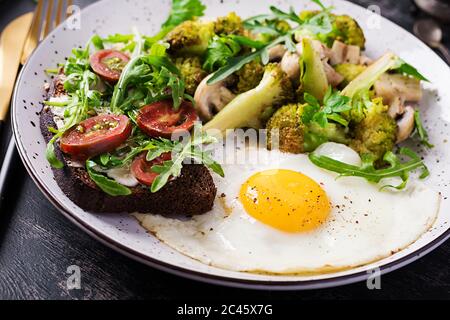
[281, 51, 301, 80]
[388, 96, 405, 119]
[323, 61, 344, 87]
[330, 40, 361, 65]
[396, 106, 415, 143]
[268, 44, 288, 62]
[374, 73, 422, 105]
[359, 55, 373, 66]
[194, 74, 236, 121]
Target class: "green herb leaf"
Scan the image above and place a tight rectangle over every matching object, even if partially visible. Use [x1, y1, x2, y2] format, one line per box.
[162, 0, 206, 29]
[309, 147, 429, 190]
[86, 160, 132, 196]
[395, 60, 429, 82]
[203, 35, 242, 72]
[46, 135, 64, 169]
[414, 110, 434, 148]
[148, 130, 223, 193]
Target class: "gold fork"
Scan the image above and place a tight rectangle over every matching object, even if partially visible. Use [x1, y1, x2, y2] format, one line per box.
[0, 0, 73, 205]
[21, 0, 73, 65]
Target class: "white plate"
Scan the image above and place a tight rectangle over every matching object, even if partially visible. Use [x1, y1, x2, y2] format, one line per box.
[12, 0, 450, 290]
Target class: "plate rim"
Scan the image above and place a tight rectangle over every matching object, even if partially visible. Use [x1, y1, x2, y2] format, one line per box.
[11, 0, 450, 290]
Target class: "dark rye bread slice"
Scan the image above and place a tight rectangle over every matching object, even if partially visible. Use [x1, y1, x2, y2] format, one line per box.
[40, 78, 217, 215]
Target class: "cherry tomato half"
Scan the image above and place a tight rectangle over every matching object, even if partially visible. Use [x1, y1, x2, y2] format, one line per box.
[131, 152, 172, 186]
[90, 49, 130, 83]
[60, 114, 132, 160]
[136, 100, 199, 138]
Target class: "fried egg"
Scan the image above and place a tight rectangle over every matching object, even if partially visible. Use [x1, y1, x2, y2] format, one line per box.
[133, 142, 440, 274]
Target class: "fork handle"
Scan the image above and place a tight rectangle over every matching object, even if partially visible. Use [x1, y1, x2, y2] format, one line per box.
[0, 136, 19, 211]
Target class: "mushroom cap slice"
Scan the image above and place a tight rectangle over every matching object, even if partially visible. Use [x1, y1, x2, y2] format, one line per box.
[396, 106, 415, 143]
[194, 74, 236, 121]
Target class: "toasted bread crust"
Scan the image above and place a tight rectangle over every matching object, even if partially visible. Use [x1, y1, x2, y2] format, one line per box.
[40, 77, 217, 215]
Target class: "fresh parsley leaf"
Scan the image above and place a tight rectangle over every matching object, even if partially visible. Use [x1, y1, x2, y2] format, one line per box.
[162, 0, 206, 29]
[207, 34, 288, 85]
[309, 147, 429, 190]
[303, 87, 351, 128]
[86, 160, 132, 196]
[204, 36, 242, 72]
[414, 110, 434, 148]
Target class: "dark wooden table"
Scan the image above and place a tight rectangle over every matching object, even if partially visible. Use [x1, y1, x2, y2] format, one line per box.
[1, 0, 449, 300]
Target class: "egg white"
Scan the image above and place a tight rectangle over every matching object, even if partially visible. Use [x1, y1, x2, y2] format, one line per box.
[133, 143, 440, 275]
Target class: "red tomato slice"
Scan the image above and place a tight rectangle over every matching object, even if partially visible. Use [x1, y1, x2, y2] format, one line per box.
[90, 49, 130, 83]
[131, 152, 172, 186]
[136, 100, 199, 138]
[60, 114, 132, 160]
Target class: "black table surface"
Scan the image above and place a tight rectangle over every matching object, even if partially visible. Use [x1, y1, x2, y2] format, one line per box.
[1, 0, 449, 300]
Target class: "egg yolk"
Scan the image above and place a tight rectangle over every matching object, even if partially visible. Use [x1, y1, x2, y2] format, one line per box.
[239, 169, 331, 233]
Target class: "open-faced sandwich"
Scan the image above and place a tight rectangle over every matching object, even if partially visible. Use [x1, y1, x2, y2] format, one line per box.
[41, 0, 441, 274]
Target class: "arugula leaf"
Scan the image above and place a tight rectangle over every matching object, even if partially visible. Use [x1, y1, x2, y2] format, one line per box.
[395, 60, 429, 82]
[311, 0, 327, 10]
[111, 52, 188, 112]
[148, 131, 224, 193]
[86, 160, 132, 196]
[46, 135, 64, 169]
[309, 147, 429, 190]
[414, 110, 434, 148]
[269, 6, 303, 24]
[203, 36, 242, 72]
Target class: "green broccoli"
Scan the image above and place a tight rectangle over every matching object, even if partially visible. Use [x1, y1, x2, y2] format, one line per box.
[233, 60, 265, 95]
[214, 12, 244, 35]
[174, 56, 207, 95]
[165, 20, 215, 56]
[334, 63, 367, 87]
[266, 104, 305, 153]
[349, 98, 397, 162]
[341, 51, 402, 123]
[298, 11, 366, 49]
[203, 63, 294, 133]
[266, 103, 349, 154]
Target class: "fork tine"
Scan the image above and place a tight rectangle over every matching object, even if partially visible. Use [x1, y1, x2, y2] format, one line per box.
[20, 0, 44, 65]
[67, 0, 73, 17]
[41, 0, 55, 40]
[54, 0, 64, 28]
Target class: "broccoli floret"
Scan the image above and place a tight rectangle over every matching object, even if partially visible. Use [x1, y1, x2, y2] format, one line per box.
[334, 15, 366, 49]
[203, 63, 294, 133]
[298, 11, 366, 49]
[165, 20, 215, 56]
[349, 98, 397, 162]
[233, 60, 265, 94]
[335, 63, 367, 87]
[174, 56, 207, 95]
[341, 52, 403, 123]
[266, 104, 305, 153]
[214, 12, 244, 35]
[266, 103, 349, 154]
